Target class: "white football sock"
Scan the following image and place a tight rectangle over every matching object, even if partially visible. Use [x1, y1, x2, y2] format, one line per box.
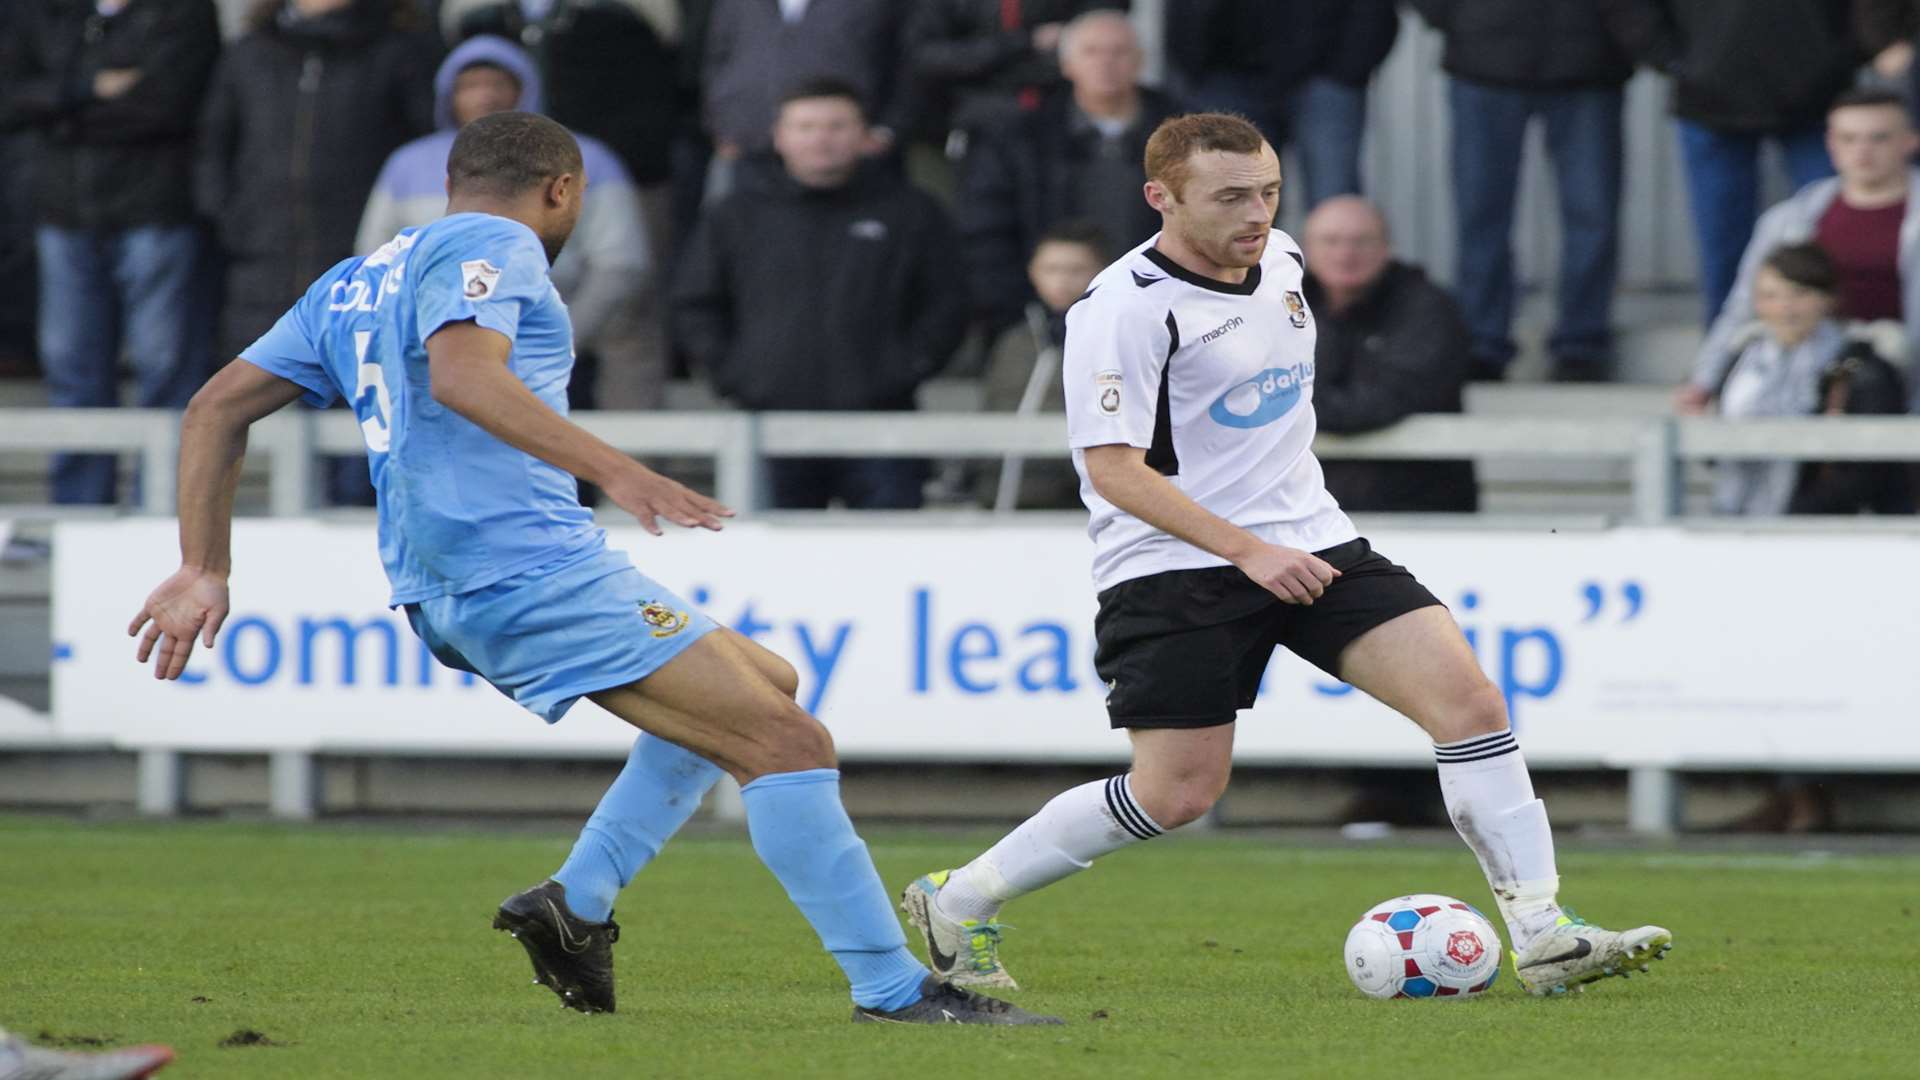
[936, 775, 1163, 923]
[1434, 730, 1563, 949]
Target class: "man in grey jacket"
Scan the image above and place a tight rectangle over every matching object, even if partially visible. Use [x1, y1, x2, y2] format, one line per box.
[1679, 89, 1920, 413]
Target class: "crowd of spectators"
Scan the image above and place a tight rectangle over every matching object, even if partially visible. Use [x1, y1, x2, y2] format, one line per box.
[1, 0, 1917, 513]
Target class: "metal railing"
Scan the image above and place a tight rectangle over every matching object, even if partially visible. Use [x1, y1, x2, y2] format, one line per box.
[7, 408, 1920, 521]
[9, 406, 1920, 829]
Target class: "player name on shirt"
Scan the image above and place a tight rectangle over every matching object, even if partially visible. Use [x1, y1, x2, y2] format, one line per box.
[1062, 230, 1358, 592]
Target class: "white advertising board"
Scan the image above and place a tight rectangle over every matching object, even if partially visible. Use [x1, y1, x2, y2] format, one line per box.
[50, 521, 1920, 768]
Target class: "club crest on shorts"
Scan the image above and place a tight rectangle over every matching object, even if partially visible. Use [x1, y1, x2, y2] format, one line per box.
[1283, 290, 1310, 329]
[638, 600, 690, 638]
[461, 259, 502, 300]
[1094, 369, 1123, 416]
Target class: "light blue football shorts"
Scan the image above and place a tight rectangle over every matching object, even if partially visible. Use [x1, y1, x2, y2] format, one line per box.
[403, 547, 718, 723]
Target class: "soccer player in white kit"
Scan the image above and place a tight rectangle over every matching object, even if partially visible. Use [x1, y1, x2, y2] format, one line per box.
[900, 113, 1672, 997]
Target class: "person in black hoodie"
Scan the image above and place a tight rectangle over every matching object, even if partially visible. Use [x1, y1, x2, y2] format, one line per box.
[1163, 0, 1399, 209]
[1409, 0, 1636, 382]
[1300, 196, 1478, 513]
[196, 0, 434, 504]
[1, 0, 221, 504]
[671, 78, 967, 509]
[958, 10, 1179, 330]
[1600, 1, 1857, 327]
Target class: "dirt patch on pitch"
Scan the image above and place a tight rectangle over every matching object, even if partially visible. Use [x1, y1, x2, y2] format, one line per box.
[35, 1030, 116, 1048]
[219, 1029, 288, 1048]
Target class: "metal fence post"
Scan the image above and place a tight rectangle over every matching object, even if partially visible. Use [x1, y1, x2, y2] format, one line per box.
[714, 413, 763, 516]
[1627, 766, 1682, 834]
[138, 413, 180, 516]
[1631, 418, 1680, 524]
[136, 749, 184, 816]
[269, 751, 319, 820]
[707, 774, 746, 825]
[264, 412, 316, 516]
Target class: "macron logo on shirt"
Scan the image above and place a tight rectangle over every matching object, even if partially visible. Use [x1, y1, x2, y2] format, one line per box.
[1199, 316, 1245, 345]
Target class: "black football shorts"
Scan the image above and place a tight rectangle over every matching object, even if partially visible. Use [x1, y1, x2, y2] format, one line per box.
[1091, 538, 1443, 729]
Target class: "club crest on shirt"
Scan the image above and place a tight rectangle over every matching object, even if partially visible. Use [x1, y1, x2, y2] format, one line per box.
[1094, 369, 1123, 415]
[461, 259, 502, 300]
[639, 600, 690, 638]
[1283, 289, 1310, 329]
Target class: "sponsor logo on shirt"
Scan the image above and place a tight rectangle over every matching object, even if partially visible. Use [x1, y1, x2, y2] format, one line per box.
[461, 259, 502, 300]
[1094, 369, 1123, 415]
[849, 219, 888, 241]
[1208, 362, 1314, 429]
[1283, 290, 1310, 329]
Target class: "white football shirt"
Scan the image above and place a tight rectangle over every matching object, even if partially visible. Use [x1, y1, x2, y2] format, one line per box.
[1063, 230, 1357, 591]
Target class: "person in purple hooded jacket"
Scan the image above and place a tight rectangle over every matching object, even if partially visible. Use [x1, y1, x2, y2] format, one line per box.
[356, 34, 661, 410]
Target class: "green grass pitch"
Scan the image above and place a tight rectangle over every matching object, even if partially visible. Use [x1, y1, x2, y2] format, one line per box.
[2, 814, 1914, 1078]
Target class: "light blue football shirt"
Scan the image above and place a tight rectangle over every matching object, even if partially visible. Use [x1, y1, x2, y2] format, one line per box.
[241, 212, 603, 605]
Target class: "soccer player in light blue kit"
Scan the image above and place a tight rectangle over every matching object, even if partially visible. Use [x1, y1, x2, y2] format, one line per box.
[125, 112, 1055, 1026]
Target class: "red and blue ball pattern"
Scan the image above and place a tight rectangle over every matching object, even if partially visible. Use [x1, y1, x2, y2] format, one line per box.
[1344, 894, 1502, 1000]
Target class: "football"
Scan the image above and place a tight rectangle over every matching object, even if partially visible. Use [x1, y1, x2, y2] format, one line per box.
[1344, 893, 1502, 1000]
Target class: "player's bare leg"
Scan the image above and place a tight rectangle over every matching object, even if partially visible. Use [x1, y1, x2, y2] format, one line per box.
[1336, 606, 1672, 994]
[904, 722, 1236, 988]
[585, 632, 1059, 1024]
[1126, 725, 1235, 829]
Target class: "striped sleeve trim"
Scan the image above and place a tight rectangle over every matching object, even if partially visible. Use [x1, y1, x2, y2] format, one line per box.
[1434, 730, 1519, 764]
[1105, 775, 1164, 840]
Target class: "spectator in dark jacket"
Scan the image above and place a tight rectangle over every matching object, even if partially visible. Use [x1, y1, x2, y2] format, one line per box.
[958, 10, 1177, 329]
[1602, 1, 1854, 326]
[672, 78, 967, 509]
[1409, 0, 1636, 382]
[197, 0, 435, 364]
[0, 0, 222, 505]
[906, 0, 1128, 151]
[0, 2, 42, 379]
[1163, 0, 1398, 209]
[1856, 0, 1917, 93]
[197, 0, 434, 505]
[1301, 196, 1478, 513]
[700, 0, 909, 191]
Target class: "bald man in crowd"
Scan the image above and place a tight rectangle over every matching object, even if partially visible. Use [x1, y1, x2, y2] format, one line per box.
[957, 9, 1183, 330]
[1301, 196, 1479, 513]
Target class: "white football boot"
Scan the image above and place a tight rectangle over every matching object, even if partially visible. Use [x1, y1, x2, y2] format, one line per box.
[899, 870, 1020, 990]
[1512, 913, 1674, 995]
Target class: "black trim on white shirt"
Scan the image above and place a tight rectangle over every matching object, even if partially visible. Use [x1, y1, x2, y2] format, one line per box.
[1145, 311, 1180, 476]
[1142, 246, 1263, 296]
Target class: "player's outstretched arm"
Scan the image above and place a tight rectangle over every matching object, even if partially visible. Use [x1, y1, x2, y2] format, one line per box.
[129, 360, 307, 680]
[1082, 444, 1339, 605]
[426, 319, 732, 535]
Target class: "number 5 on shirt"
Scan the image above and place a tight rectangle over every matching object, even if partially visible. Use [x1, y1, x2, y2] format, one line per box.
[353, 329, 393, 452]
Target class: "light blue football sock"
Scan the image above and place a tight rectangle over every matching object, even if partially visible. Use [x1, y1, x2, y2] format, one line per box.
[552, 733, 724, 922]
[741, 768, 930, 1011]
